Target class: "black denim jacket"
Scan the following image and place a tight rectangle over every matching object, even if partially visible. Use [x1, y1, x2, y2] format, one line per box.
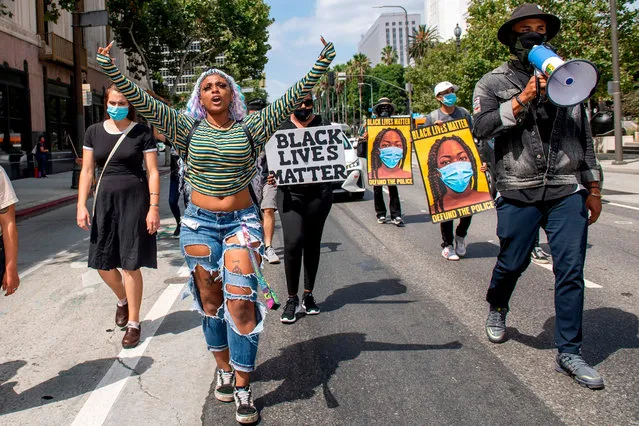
[472, 62, 599, 191]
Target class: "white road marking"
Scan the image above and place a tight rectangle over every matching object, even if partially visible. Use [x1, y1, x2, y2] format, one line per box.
[71, 276, 186, 426]
[614, 220, 633, 225]
[606, 202, 639, 211]
[486, 241, 602, 289]
[420, 209, 428, 213]
[19, 237, 90, 280]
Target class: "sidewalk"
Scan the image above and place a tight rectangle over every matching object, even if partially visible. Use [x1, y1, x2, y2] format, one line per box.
[12, 165, 170, 220]
[599, 158, 639, 176]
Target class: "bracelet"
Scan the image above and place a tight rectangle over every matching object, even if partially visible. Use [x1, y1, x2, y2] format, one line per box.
[150, 192, 160, 196]
[515, 95, 529, 108]
[150, 203, 159, 207]
[588, 192, 602, 198]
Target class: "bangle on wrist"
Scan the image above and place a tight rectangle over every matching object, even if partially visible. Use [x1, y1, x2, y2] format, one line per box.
[150, 192, 160, 196]
[588, 192, 602, 198]
[515, 95, 529, 108]
[150, 203, 159, 207]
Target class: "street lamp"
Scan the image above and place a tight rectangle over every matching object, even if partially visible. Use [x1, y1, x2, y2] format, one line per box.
[359, 82, 374, 115]
[609, 0, 625, 164]
[454, 23, 462, 51]
[373, 5, 410, 67]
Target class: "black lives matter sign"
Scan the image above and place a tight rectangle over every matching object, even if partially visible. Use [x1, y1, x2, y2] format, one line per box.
[265, 125, 347, 185]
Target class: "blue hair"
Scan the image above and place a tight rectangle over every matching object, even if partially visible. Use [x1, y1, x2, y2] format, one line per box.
[184, 68, 247, 121]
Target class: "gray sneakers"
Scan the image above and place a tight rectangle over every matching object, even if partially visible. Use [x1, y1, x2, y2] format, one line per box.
[485, 307, 508, 343]
[555, 353, 605, 389]
[264, 246, 280, 264]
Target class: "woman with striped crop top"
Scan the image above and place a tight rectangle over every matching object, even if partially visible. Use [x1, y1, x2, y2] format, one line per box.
[96, 38, 335, 424]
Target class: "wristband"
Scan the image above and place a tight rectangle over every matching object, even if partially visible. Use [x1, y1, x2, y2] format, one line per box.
[515, 95, 529, 108]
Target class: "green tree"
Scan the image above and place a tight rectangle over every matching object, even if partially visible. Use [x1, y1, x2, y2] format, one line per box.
[408, 25, 439, 62]
[106, 0, 272, 98]
[380, 45, 398, 65]
[369, 63, 407, 115]
[347, 53, 371, 121]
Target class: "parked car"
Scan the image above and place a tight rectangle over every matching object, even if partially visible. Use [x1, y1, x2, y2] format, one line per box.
[332, 123, 366, 200]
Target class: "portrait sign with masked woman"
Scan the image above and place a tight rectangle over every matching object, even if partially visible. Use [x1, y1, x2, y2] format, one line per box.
[366, 117, 413, 186]
[412, 118, 494, 223]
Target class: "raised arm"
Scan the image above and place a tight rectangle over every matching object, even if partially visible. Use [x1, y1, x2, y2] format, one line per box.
[245, 39, 336, 148]
[96, 44, 192, 156]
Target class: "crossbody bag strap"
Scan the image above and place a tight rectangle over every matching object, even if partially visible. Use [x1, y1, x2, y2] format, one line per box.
[183, 119, 202, 163]
[92, 122, 136, 217]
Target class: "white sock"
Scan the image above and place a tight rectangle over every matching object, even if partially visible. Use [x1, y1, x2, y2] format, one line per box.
[127, 321, 140, 329]
[117, 297, 128, 307]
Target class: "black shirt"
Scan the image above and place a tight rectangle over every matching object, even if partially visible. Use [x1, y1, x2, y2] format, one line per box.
[84, 122, 156, 177]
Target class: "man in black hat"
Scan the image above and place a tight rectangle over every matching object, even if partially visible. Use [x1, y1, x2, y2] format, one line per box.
[473, 4, 603, 389]
[369, 97, 404, 227]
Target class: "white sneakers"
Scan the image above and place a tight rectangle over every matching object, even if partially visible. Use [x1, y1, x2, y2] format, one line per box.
[442, 245, 460, 261]
[442, 236, 467, 261]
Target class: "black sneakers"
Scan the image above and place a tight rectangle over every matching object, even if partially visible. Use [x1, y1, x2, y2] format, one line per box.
[234, 385, 259, 424]
[485, 306, 508, 343]
[280, 296, 300, 324]
[214, 368, 235, 402]
[302, 292, 320, 315]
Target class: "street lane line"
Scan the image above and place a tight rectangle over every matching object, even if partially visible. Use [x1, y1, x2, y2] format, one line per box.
[19, 237, 90, 280]
[486, 241, 603, 289]
[605, 202, 639, 211]
[71, 278, 186, 426]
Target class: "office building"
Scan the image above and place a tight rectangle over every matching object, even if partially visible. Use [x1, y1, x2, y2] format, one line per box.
[424, 0, 469, 41]
[357, 12, 421, 67]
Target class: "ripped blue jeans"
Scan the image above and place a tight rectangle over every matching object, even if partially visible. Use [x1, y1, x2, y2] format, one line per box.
[180, 203, 266, 372]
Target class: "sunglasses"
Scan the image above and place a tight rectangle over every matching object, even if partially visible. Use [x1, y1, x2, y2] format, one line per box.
[301, 99, 314, 107]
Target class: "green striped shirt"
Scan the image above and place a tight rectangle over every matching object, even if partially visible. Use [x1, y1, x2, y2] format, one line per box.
[96, 49, 333, 196]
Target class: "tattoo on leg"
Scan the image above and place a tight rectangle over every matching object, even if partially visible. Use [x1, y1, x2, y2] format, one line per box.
[232, 260, 242, 274]
[206, 275, 216, 286]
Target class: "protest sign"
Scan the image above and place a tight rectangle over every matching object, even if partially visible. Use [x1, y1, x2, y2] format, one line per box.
[366, 117, 413, 186]
[412, 118, 494, 223]
[265, 125, 347, 185]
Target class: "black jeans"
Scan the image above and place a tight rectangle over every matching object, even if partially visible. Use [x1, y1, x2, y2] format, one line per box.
[486, 192, 588, 353]
[169, 174, 189, 224]
[440, 216, 472, 248]
[277, 184, 333, 297]
[373, 185, 401, 219]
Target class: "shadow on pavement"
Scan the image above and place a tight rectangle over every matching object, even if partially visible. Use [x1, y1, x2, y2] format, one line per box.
[509, 307, 639, 365]
[154, 310, 202, 337]
[0, 356, 154, 415]
[251, 333, 462, 409]
[461, 242, 501, 259]
[320, 242, 342, 253]
[320, 278, 415, 313]
[402, 213, 432, 225]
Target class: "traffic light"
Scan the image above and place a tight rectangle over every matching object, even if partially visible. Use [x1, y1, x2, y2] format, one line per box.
[327, 71, 335, 86]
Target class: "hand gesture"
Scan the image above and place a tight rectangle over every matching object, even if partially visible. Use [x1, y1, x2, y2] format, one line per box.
[97, 40, 115, 62]
[77, 204, 91, 231]
[319, 36, 336, 61]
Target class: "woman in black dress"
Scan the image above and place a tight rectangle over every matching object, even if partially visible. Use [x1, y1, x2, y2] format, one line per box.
[76, 84, 160, 349]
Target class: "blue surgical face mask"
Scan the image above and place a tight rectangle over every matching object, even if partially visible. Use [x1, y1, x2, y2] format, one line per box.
[379, 146, 403, 169]
[438, 161, 473, 193]
[107, 105, 129, 121]
[441, 93, 457, 107]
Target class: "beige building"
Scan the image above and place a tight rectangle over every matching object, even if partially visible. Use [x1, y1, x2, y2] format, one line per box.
[0, 0, 146, 178]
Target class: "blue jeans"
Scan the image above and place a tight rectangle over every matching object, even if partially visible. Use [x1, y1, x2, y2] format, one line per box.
[180, 204, 266, 372]
[486, 192, 588, 354]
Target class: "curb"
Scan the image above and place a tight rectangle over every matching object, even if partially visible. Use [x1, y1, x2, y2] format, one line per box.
[16, 194, 78, 220]
[15, 169, 172, 221]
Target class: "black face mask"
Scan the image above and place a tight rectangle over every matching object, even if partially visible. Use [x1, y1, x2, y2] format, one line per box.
[293, 108, 312, 121]
[508, 31, 547, 67]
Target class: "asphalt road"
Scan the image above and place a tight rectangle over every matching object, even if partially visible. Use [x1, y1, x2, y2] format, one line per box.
[0, 169, 637, 425]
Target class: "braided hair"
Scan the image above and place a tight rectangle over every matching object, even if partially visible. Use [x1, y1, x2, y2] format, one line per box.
[427, 135, 478, 213]
[370, 128, 408, 179]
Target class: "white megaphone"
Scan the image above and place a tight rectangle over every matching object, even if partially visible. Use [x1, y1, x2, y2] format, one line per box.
[528, 45, 599, 107]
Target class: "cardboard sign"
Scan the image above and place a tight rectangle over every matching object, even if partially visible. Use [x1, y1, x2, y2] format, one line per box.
[366, 117, 413, 186]
[265, 125, 347, 185]
[412, 118, 494, 223]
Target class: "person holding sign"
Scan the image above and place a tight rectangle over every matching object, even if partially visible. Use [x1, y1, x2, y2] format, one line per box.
[369, 128, 411, 180]
[369, 98, 404, 227]
[423, 82, 485, 260]
[95, 37, 336, 423]
[275, 93, 334, 324]
[473, 4, 603, 389]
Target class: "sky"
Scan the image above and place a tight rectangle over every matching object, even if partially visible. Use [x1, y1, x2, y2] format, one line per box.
[264, 0, 425, 101]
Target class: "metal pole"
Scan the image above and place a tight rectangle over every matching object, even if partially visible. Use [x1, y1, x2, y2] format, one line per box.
[610, 0, 625, 164]
[71, 0, 85, 189]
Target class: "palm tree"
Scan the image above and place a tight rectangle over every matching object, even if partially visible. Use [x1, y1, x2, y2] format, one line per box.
[347, 53, 371, 120]
[408, 25, 439, 62]
[380, 45, 398, 65]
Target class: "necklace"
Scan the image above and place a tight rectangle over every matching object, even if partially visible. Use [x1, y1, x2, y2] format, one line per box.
[209, 117, 234, 129]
